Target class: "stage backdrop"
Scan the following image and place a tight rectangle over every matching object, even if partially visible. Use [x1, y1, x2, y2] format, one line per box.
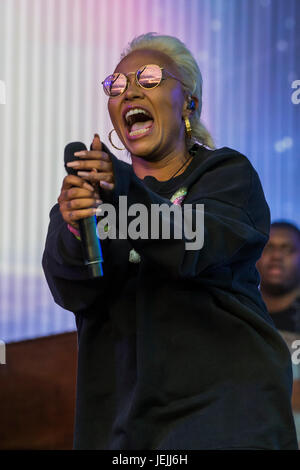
[0, 0, 299, 342]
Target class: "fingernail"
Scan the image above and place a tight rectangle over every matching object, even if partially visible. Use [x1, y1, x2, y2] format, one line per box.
[67, 161, 80, 167]
[100, 181, 111, 188]
[74, 151, 86, 156]
[95, 199, 102, 204]
[95, 206, 102, 216]
[77, 171, 91, 177]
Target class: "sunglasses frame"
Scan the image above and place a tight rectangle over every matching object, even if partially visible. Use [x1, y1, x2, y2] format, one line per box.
[102, 64, 185, 97]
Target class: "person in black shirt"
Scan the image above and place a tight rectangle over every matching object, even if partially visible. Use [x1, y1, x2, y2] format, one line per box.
[42, 33, 298, 449]
[257, 221, 300, 446]
[257, 221, 300, 333]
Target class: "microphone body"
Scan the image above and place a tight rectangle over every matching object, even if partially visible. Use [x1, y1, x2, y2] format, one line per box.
[64, 141, 103, 278]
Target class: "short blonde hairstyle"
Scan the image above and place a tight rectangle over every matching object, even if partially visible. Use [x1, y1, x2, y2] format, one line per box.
[121, 32, 215, 149]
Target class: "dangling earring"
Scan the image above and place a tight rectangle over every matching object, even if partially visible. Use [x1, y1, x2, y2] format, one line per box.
[108, 129, 125, 151]
[184, 117, 192, 139]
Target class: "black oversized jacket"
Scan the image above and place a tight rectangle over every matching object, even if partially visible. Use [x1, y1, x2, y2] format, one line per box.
[42, 145, 298, 449]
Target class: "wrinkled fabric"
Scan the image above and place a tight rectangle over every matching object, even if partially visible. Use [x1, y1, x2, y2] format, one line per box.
[42, 145, 298, 450]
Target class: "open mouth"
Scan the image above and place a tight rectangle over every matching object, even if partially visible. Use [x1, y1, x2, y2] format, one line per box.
[123, 107, 154, 139]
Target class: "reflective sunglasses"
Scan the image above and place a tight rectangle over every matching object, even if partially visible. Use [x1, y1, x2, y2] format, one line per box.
[102, 63, 184, 97]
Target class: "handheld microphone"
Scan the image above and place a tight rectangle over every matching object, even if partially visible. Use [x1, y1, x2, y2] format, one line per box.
[64, 141, 104, 278]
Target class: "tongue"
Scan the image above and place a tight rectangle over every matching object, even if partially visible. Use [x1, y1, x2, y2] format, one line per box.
[131, 120, 153, 132]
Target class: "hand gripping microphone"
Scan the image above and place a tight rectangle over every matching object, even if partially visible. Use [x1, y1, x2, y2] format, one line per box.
[64, 141, 103, 278]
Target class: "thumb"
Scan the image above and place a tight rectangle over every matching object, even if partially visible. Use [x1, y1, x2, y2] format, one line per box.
[91, 133, 102, 151]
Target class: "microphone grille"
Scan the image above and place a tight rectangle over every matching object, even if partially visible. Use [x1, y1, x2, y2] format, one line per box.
[64, 141, 87, 175]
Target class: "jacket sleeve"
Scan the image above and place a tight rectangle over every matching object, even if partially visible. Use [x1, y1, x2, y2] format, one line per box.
[42, 203, 107, 313]
[108, 148, 270, 280]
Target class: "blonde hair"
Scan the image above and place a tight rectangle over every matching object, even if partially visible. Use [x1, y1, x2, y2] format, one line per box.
[121, 32, 215, 149]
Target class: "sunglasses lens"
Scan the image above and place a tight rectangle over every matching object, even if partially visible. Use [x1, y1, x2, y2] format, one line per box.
[137, 64, 162, 88]
[103, 73, 127, 96]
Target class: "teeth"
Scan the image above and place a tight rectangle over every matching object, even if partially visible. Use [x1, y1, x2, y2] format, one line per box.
[125, 108, 152, 122]
[129, 127, 151, 136]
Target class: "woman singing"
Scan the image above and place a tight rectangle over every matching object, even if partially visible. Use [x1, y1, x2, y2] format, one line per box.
[42, 33, 298, 449]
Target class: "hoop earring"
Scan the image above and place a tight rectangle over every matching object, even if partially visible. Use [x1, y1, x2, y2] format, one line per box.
[184, 117, 192, 139]
[108, 129, 125, 151]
